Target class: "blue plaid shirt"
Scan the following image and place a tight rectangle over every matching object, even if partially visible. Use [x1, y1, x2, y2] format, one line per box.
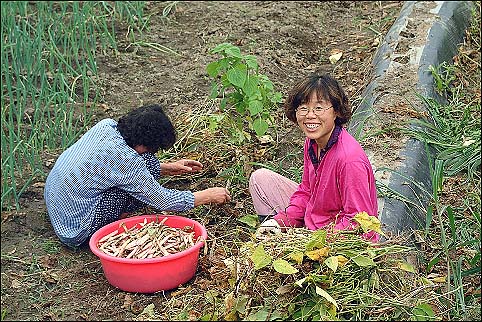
[44, 119, 195, 244]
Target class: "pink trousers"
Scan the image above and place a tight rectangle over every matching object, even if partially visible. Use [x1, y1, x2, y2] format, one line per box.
[248, 168, 299, 216]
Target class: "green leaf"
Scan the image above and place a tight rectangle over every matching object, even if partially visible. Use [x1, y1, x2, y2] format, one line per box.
[200, 313, 216, 321]
[246, 308, 269, 321]
[420, 277, 434, 285]
[139, 303, 155, 319]
[324, 256, 338, 272]
[252, 118, 268, 136]
[270, 91, 283, 104]
[221, 74, 231, 87]
[307, 274, 331, 284]
[248, 99, 263, 116]
[234, 295, 249, 314]
[225, 45, 243, 58]
[238, 214, 259, 228]
[220, 97, 228, 111]
[273, 259, 299, 274]
[229, 91, 244, 104]
[205, 289, 219, 304]
[243, 75, 258, 97]
[411, 303, 436, 321]
[227, 63, 247, 88]
[338, 249, 357, 258]
[269, 310, 284, 321]
[210, 42, 233, 54]
[351, 255, 376, 267]
[234, 100, 246, 114]
[250, 244, 272, 270]
[305, 229, 327, 251]
[217, 58, 229, 73]
[397, 261, 416, 273]
[315, 286, 338, 309]
[209, 82, 218, 99]
[206, 61, 219, 77]
[244, 54, 258, 70]
[427, 251, 442, 272]
[259, 75, 274, 90]
[208, 114, 224, 131]
[323, 302, 337, 320]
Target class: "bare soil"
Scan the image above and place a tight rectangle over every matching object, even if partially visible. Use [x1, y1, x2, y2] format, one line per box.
[6, 1, 460, 320]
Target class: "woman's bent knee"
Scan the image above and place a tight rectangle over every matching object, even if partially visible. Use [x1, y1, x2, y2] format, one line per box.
[249, 168, 275, 187]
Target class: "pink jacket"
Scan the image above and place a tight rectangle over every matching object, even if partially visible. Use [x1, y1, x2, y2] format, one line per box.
[274, 128, 379, 241]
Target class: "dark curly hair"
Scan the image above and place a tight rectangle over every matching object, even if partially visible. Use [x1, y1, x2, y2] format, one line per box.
[117, 104, 176, 153]
[284, 73, 351, 126]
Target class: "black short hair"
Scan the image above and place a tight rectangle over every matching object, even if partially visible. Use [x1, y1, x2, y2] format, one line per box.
[117, 104, 176, 153]
[284, 73, 351, 126]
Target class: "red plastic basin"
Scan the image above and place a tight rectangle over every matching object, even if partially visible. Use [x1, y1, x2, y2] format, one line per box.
[89, 214, 207, 293]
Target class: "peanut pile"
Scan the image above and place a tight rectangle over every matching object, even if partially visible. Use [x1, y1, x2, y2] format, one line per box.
[97, 217, 199, 259]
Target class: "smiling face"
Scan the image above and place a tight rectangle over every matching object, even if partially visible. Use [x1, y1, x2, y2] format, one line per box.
[296, 92, 338, 148]
[284, 74, 351, 148]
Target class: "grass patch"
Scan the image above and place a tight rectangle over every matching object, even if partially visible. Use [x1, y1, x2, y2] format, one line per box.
[1, 1, 149, 210]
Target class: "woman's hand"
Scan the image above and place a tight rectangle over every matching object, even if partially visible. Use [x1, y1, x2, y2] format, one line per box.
[161, 159, 203, 176]
[193, 187, 231, 207]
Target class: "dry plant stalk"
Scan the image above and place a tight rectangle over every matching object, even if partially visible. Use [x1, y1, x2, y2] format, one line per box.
[97, 217, 198, 259]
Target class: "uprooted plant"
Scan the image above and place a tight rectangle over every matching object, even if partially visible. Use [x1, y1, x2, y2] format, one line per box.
[214, 213, 447, 321]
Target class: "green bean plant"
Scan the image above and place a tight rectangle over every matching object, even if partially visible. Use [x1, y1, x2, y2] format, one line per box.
[206, 42, 282, 144]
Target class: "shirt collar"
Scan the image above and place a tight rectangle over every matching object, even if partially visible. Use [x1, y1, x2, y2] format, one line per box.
[308, 125, 342, 167]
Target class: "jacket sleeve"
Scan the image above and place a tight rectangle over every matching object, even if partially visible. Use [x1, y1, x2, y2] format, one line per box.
[113, 152, 195, 212]
[333, 160, 379, 242]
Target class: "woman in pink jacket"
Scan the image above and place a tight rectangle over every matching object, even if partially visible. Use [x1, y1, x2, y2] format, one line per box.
[249, 73, 379, 241]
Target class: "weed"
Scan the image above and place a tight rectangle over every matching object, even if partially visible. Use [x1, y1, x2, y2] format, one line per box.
[384, 54, 481, 319]
[1, 308, 8, 321]
[162, 1, 178, 18]
[41, 239, 61, 254]
[404, 93, 481, 183]
[429, 62, 457, 96]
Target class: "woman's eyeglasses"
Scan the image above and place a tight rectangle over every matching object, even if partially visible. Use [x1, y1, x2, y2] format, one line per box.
[296, 105, 332, 116]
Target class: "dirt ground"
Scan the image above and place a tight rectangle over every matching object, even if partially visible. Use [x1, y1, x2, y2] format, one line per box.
[2, 1, 448, 320]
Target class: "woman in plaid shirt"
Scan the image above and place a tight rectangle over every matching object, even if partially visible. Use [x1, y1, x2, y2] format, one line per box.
[44, 104, 230, 248]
